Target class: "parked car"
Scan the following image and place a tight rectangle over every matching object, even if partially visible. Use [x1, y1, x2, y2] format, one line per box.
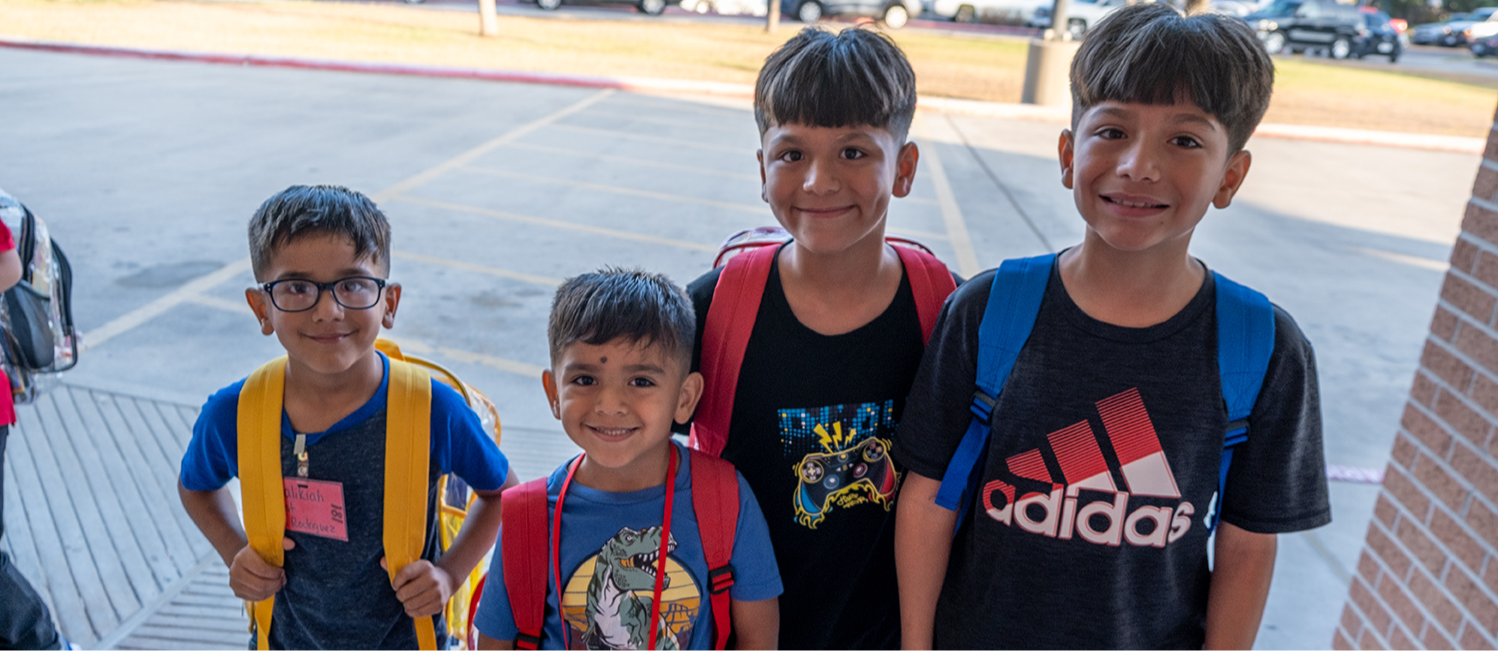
[1352, 9, 1402, 61]
[782, 0, 921, 27]
[928, 0, 1045, 24]
[1029, 0, 1130, 37]
[529, 0, 675, 14]
[680, 0, 767, 14]
[1411, 12, 1469, 44]
[1246, 0, 1364, 58]
[1430, 6, 1498, 45]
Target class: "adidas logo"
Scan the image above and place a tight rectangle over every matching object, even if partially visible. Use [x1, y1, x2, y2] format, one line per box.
[981, 388, 1197, 548]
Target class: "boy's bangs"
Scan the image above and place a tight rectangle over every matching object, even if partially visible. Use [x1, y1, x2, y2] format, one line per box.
[249, 186, 390, 279]
[754, 28, 917, 140]
[548, 269, 695, 369]
[1072, 5, 1273, 151]
[759, 55, 913, 137]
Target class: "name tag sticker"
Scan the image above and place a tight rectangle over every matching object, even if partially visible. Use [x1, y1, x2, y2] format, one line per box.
[283, 478, 348, 541]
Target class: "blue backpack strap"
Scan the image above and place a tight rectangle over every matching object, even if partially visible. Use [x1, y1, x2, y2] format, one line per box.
[1209, 272, 1276, 532]
[934, 254, 1055, 532]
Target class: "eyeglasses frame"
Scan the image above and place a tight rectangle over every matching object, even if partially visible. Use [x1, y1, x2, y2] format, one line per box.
[258, 276, 390, 313]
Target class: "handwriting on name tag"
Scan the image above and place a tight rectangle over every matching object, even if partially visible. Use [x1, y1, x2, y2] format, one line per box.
[283, 478, 348, 542]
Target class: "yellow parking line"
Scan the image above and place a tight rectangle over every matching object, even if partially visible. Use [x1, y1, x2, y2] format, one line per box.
[391, 250, 562, 287]
[390, 196, 716, 252]
[887, 227, 951, 242]
[374, 90, 616, 202]
[505, 143, 760, 181]
[917, 116, 981, 277]
[460, 167, 769, 216]
[564, 113, 753, 134]
[547, 124, 754, 155]
[81, 259, 253, 352]
[77, 90, 616, 354]
[181, 296, 545, 378]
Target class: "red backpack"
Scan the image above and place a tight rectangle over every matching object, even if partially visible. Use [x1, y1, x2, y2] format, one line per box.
[688, 229, 959, 457]
[495, 448, 741, 650]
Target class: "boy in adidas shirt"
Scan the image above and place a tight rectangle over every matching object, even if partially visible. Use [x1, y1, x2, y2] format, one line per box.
[892, 6, 1331, 649]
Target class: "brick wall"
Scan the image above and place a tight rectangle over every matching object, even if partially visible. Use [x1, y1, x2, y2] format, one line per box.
[1335, 114, 1498, 650]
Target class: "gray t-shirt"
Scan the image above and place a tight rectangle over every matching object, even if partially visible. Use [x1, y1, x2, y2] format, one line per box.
[267, 408, 448, 650]
[894, 261, 1331, 649]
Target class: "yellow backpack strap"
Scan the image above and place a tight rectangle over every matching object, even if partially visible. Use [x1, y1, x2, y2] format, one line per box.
[237, 356, 289, 651]
[384, 356, 437, 650]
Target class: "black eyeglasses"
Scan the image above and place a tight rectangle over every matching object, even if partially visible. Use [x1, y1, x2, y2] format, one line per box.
[260, 277, 388, 313]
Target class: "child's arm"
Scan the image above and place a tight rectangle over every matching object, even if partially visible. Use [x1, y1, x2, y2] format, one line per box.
[894, 472, 957, 651]
[390, 470, 515, 617]
[177, 480, 289, 601]
[1203, 522, 1277, 650]
[476, 633, 514, 650]
[731, 597, 779, 649]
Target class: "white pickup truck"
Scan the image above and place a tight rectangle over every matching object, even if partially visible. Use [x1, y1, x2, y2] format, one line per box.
[928, 0, 1047, 24]
[1029, 0, 1128, 37]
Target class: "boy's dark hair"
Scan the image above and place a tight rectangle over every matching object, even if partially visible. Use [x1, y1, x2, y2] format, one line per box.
[1070, 3, 1274, 152]
[755, 26, 918, 142]
[548, 268, 696, 370]
[248, 185, 391, 280]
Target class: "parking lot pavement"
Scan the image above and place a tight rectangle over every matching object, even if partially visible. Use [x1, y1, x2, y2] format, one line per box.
[0, 45, 1481, 647]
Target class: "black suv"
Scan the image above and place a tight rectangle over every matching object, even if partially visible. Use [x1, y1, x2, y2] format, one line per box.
[1246, 0, 1366, 59]
[1353, 10, 1403, 61]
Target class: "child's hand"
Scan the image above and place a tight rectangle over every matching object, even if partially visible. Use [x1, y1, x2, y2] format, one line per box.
[229, 538, 294, 601]
[383, 558, 455, 618]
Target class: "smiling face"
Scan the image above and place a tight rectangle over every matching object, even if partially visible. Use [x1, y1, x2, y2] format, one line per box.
[245, 233, 399, 384]
[1060, 100, 1252, 256]
[543, 338, 703, 490]
[758, 122, 918, 256]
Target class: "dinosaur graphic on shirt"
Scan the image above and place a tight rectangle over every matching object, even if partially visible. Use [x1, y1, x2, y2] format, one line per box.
[580, 526, 682, 651]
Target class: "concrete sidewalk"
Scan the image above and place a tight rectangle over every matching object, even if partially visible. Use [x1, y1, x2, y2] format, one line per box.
[0, 45, 1479, 648]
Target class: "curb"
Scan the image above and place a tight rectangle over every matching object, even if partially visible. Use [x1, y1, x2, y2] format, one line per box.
[0, 36, 1486, 154]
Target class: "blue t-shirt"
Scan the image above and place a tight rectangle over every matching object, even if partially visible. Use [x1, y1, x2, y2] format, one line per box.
[180, 353, 510, 649]
[180, 353, 508, 493]
[474, 442, 782, 650]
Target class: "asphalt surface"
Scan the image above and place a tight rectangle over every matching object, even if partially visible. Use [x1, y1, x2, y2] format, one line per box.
[0, 45, 1482, 648]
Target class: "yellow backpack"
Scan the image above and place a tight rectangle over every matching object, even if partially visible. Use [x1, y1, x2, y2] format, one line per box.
[237, 339, 501, 650]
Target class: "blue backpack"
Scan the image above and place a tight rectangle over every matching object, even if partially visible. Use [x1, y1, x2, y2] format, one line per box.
[932, 253, 1276, 534]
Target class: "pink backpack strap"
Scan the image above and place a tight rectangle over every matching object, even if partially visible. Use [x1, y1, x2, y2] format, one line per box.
[893, 246, 958, 344]
[500, 478, 551, 650]
[689, 449, 741, 651]
[689, 245, 778, 457]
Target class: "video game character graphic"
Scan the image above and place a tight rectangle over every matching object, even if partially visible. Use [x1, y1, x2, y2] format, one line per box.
[559, 526, 701, 650]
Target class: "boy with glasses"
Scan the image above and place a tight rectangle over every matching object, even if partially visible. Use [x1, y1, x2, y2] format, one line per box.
[178, 185, 513, 649]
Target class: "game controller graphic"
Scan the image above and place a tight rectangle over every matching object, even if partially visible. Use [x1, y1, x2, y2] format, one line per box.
[792, 436, 898, 529]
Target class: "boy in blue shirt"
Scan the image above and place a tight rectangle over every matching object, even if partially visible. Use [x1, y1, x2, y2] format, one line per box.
[894, 6, 1331, 649]
[475, 269, 782, 649]
[178, 185, 512, 649]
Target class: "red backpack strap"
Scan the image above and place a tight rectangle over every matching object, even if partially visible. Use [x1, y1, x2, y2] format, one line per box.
[501, 478, 551, 650]
[893, 246, 958, 344]
[689, 449, 741, 651]
[690, 245, 778, 457]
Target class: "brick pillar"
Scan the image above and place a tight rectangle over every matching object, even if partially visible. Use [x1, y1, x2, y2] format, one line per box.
[1334, 109, 1498, 650]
